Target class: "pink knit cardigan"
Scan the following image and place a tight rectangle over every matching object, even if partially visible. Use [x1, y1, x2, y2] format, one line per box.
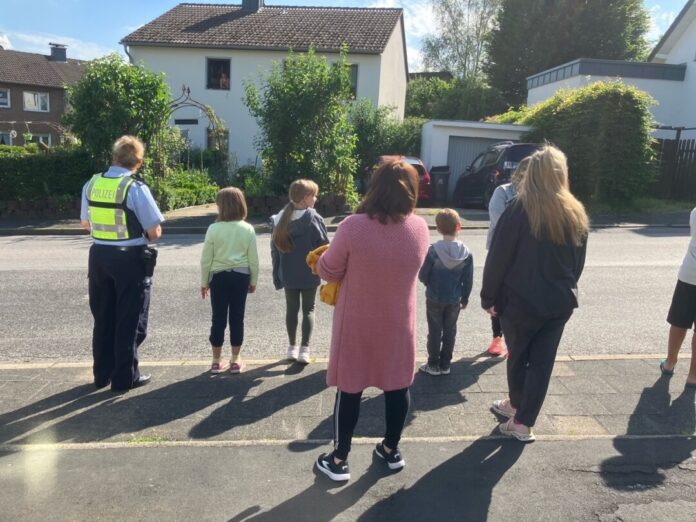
[317, 213, 430, 393]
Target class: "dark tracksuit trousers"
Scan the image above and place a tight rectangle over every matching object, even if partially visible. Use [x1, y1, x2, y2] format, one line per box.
[332, 388, 410, 461]
[426, 300, 461, 370]
[501, 310, 571, 427]
[89, 245, 151, 390]
[209, 270, 251, 347]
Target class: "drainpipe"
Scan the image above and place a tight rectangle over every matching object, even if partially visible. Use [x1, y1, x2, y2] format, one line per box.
[122, 43, 134, 64]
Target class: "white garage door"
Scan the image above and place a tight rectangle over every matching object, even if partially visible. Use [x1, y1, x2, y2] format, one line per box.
[446, 136, 510, 200]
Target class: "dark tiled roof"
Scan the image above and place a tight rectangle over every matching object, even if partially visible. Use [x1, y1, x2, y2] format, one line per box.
[121, 3, 403, 54]
[0, 49, 86, 89]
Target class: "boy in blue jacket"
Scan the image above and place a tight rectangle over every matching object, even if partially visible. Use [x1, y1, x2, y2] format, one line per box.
[418, 209, 474, 375]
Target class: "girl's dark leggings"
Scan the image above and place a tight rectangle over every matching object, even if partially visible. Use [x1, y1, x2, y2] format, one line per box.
[284, 287, 317, 346]
[209, 270, 250, 347]
[332, 387, 410, 461]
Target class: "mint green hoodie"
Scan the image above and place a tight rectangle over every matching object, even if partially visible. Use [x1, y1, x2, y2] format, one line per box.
[200, 220, 259, 287]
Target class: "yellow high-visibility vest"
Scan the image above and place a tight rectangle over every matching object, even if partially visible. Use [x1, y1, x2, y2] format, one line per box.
[85, 174, 143, 241]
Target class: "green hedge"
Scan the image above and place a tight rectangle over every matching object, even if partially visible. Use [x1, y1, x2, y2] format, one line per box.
[146, 168, 219, 212]
[0, 145, 99, 200]
[490, 81, 656, 204]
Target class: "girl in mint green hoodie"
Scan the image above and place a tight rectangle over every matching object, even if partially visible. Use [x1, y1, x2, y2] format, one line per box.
[201, 187, 259, 374]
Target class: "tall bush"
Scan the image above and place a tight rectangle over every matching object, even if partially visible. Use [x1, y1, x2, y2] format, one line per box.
[406, 77, 505, 120]
[490, 81, 655, 203]
[64, 54, 172, 164]
[244, 46, 357, 195]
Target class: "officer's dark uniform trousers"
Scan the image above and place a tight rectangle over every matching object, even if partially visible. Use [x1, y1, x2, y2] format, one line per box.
[89, 245, 151, 389]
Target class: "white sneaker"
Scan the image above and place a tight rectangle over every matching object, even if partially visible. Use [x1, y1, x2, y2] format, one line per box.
[491, 399, 517, 419]
[297, 346, 310, 364]
[287, 345, 299, 361]
[499, 418, 535, 442]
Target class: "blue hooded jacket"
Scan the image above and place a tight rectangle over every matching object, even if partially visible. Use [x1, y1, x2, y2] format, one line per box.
[419, 240, 474, 305]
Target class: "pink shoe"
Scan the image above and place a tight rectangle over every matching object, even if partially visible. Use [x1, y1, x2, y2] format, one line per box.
[210, 362, 230, 374]
[229, 361, 244, 374]
[488, 337, 506, 357]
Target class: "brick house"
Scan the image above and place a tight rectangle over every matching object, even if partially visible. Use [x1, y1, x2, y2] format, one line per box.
[0, 44, 86, 146]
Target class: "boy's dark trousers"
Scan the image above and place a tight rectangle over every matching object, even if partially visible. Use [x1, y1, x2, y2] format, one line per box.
[501, 309, 571, 427]
[426, 299, 461, 370]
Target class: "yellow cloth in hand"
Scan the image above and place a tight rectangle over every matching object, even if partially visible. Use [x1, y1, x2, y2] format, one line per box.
[306, 244, 341, 306]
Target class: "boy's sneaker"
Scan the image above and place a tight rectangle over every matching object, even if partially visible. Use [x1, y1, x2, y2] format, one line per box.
[229, 361, 244, 374]
[298, 346, 311, 364]
[488, 336, 507, 356]
[287, 345, 299, 361]
[439, 366, 451, 375]
[499, 418, 535, 442]
[210, 361, 230, 374]
[316, 452, 350, 481]
[491, 398, 516, 419]
[419, 363, 441, 376]
[374, 442, 405, 470]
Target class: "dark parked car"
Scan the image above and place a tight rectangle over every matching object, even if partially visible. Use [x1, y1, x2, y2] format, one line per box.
[367, 155, 432, 205]
[453, 142, 541, 208]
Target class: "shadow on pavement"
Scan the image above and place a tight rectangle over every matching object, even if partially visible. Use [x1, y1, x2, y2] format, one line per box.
[358, 438, 524, 521]
[287, 356, 503, 452]
[231, 453, 393, 522]
[1, 362, 326, 445]
[600, 375, 696, 490]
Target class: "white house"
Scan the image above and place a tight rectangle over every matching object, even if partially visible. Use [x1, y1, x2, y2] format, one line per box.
[526, 0, 696, 139]
[121, 0, 409, 165]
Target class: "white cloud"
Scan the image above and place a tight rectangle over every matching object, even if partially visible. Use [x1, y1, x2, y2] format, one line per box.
[647, 6, 677, 44]
[0, 33, 12, 50]
[369, 0, 437, 72]
[2, 30, 118, 60]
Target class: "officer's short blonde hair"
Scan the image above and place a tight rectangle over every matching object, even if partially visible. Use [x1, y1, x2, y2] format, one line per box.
[112, 135, 145, 169]
[435, 208, 461, 236]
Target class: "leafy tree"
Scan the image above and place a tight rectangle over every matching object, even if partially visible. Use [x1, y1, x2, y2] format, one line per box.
[64, 54, 172, 164]
[422, 0, 502, 78]
[244, 46, 357, 195]
[406, 77, 506, 120]
[486, 0, 651, 107]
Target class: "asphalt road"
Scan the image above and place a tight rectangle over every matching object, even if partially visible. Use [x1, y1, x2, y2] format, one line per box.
[0, 227, 688, 362]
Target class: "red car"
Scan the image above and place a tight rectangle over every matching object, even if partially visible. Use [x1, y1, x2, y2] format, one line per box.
[371, 155, 432, 205]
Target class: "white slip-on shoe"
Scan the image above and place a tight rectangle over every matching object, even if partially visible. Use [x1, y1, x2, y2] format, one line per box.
[297, 346, 310, 364]
[287, 345, 299, 361]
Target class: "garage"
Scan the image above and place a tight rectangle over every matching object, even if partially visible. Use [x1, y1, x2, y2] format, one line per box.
[420, 120, 531, 202]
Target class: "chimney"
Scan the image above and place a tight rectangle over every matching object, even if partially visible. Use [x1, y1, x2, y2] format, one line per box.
[241, 0, 264, 12]
[48, 42, 67, 62]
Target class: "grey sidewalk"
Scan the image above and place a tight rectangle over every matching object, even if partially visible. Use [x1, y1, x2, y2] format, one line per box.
[1, 356, 694, 445]
[2, 356, 696, 521]
[0, 205, 690, 235]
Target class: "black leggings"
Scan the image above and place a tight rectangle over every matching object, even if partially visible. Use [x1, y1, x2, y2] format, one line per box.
[209, 270, 250, 347]
[332, 388, 410, 461]
[491, 315, 503, 338]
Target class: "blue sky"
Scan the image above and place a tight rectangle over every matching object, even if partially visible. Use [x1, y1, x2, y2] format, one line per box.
[0, 0, 688, 70]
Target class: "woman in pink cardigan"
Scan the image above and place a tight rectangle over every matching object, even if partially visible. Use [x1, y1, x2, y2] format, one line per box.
[314, 160, 430, 482]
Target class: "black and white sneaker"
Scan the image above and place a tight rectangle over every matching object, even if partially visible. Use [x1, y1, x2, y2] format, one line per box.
[374, 442, 405, 470]
[316, 452, 350, 481]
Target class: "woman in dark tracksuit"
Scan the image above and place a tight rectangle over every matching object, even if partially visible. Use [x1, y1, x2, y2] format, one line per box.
[481, 146, 589, 442]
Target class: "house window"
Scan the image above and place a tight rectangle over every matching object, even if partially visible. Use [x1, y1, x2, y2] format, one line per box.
[0, 132, 12, 145]
[23, 91, 50, 112]
[207, 59, 231, 90]
[0, 89, 10, 108]
[27, 133, 51, 146]
[348, 64, 358, 98]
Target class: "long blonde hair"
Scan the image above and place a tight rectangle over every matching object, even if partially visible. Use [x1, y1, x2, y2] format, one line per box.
[516, 145, 589, 246]
[272, 179, 319, 253]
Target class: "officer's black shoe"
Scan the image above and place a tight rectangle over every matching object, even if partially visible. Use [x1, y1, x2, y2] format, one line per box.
[132, 374, 152, 388]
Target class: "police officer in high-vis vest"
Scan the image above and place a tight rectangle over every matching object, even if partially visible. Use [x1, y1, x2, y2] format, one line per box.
[80, 135, 165, 392]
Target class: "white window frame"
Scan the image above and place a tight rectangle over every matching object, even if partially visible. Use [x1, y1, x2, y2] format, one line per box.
[0, 131, 12, 145]
[28, 133, 51, 146]
[0, 88, 10, 109]
[23, 91, 50, 112]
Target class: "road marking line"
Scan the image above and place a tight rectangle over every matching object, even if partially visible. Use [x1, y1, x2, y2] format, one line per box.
[0, 433, 692, 452]
[0, 354, 682, 370]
